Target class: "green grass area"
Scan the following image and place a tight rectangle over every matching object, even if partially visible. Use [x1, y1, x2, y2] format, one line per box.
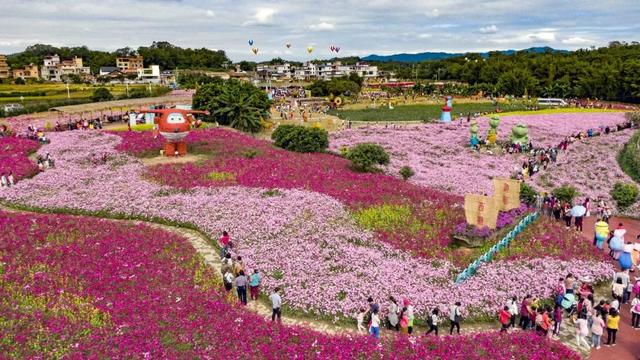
[618, 128, 640, 183]
[497, 108, 627, 116]
[328, 102, 528, 122]
[0, 83, 162, 106]
[329, 102, 627, 123]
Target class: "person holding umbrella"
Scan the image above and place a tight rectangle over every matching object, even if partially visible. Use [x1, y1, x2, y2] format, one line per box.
[570, 203, 587, 232]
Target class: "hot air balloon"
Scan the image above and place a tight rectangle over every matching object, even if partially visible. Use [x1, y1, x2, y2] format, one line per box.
[335, 46, 340, 53]
[248, 39, 254, 46]
[330, 45, 335, 52]
[306, 46, 314, 54]
[285, 43, 291, 48]
[251, 47, 259, 55]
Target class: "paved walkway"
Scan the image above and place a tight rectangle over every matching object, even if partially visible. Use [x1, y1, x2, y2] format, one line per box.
[581, 216, 640, 360]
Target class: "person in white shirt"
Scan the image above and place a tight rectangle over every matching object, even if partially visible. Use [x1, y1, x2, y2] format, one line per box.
[0, 173, 7, 188]
[507, 296, 519, 328]
[449, 301, 462, 335]
[7, 172, 13, 187]
[426, 308, 440, 335]
[369, 309, 380, 339]
[356, 308, 366, 334]
[270, 287, 282, 323]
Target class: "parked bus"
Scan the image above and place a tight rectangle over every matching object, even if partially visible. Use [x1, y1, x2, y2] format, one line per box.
[537, 98, 568, 106]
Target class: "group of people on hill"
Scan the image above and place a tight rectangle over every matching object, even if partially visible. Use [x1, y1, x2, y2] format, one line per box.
[217, 231, 285, 321]
[512, 119, 636, 181]
[54, 117, 104, 132]
[498, 271, 640, 350]
[357, 297, 463, 339]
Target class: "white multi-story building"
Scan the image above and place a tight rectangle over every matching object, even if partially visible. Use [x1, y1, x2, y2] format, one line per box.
[137, 65, 161, 84]
[258, 61, 379, 81]
[41, 55, 90, 81]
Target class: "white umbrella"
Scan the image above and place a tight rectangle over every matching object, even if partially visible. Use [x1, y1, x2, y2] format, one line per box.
[570, 205, 586, 217]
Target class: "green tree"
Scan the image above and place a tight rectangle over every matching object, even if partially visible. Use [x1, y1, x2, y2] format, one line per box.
[496, 68, 539, 97]
[345, 143, 390, 172]
[91, 87, 113, 102]
[193, 79, 270, 133]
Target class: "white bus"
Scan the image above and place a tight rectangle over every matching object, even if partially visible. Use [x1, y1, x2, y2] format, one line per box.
[537, 98, 568, 106]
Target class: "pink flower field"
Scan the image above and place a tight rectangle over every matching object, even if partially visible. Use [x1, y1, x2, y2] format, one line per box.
[0, 137, 39, 180]
[0, 130, 613, 321]
[330, 112, 627, 196]
[2, 210, 584, 359]
[532, 129, 637, 215]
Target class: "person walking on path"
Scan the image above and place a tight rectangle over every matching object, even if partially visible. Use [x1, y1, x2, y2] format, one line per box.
[506, 296, 518, 328]
[387, 296, 399, 331]
[403, 298, 415, 334]
[605, 308, 620, 346]
[356, 308, 367, 334]
[552, 304, 563, 337]
[631, 294, 640, 329]
[591, 311, 605, 349]
[499, 306, 511, 333]
[219, 231, 230, 258]
[519, 295, 532, 329]
[449, 301, 462, 335]
[575, 313, 590, 348]
[249, 269, 261, 301]
[426, 308, 440, 335]
[369, 309, 381, 339]
[223, 270, 234, 292]
[270, 287, 282, 323]
[235, 270, 248, 305]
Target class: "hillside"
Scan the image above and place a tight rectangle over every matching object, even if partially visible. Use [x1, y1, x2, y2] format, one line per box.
[363, 47, 568, 63]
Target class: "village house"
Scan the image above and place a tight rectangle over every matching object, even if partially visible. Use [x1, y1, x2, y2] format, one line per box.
[0, 55, 10, 79]
[116, 55, 144, 74]
[11, 63, 39, 79]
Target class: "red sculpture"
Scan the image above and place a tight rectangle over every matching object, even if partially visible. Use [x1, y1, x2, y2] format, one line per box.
[137, 109, 209, 156]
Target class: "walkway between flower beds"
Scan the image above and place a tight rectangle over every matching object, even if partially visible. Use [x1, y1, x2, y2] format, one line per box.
[2, 205, 502, 337]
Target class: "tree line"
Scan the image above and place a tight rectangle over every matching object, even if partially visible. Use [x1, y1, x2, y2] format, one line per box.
[6, 42, 230, 74]
[375, 42, 640, 103]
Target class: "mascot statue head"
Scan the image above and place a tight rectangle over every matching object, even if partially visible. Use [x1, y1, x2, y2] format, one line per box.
[510, 123, 529, 146]
[486, 115, 500, 145]
[137, 108, 208, 156]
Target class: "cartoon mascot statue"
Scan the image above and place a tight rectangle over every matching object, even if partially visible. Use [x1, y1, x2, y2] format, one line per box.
[138, 108, 209, 156]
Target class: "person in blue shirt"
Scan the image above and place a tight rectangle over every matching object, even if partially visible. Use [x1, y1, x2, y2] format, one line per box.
[249, 269, 261, 301]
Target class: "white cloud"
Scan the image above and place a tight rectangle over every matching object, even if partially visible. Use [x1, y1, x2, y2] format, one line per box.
[309, 22, 335, 31]
[425, 8, 439, 18]
[244, 8, 276, 25]
[528, 32, 556, 42]
[205, 10, 215, 17]
[561, 36, 593, 45]
[418, 33, 432, 39]
[479, 25, 498, 34]
[488, 31, 556, 45]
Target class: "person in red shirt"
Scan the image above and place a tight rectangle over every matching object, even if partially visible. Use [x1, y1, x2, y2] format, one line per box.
[499, 306, 511, 333]
[220, 231, 230, 257]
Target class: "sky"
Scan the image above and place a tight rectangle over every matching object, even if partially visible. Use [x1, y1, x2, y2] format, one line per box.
[1, 0, 639, 61]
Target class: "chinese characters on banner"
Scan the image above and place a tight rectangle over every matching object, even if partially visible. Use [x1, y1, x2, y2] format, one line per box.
[464, 178, 521, 229]
[492, 178, 521, 211]
[464, 194, 499, 229]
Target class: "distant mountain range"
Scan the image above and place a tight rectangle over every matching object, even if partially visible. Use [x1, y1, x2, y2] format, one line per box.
[362, 47, 569, 63]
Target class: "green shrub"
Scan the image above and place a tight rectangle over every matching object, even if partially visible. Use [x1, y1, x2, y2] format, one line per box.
[552, 185, 579, 204]
[271, 125, 329, 153]
[91, 87, 113, 102]
[206, 171, 236, 182]
[611, 182, 639, 209]
[399, 166, 415, 180]
[520, 182, 538, 205]
[242, 149, 260, 158]
[618, 129, 640, 182]
[345, 143, 389, 172]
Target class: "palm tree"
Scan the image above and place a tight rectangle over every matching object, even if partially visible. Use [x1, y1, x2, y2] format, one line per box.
[213, 85, 264, 133]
